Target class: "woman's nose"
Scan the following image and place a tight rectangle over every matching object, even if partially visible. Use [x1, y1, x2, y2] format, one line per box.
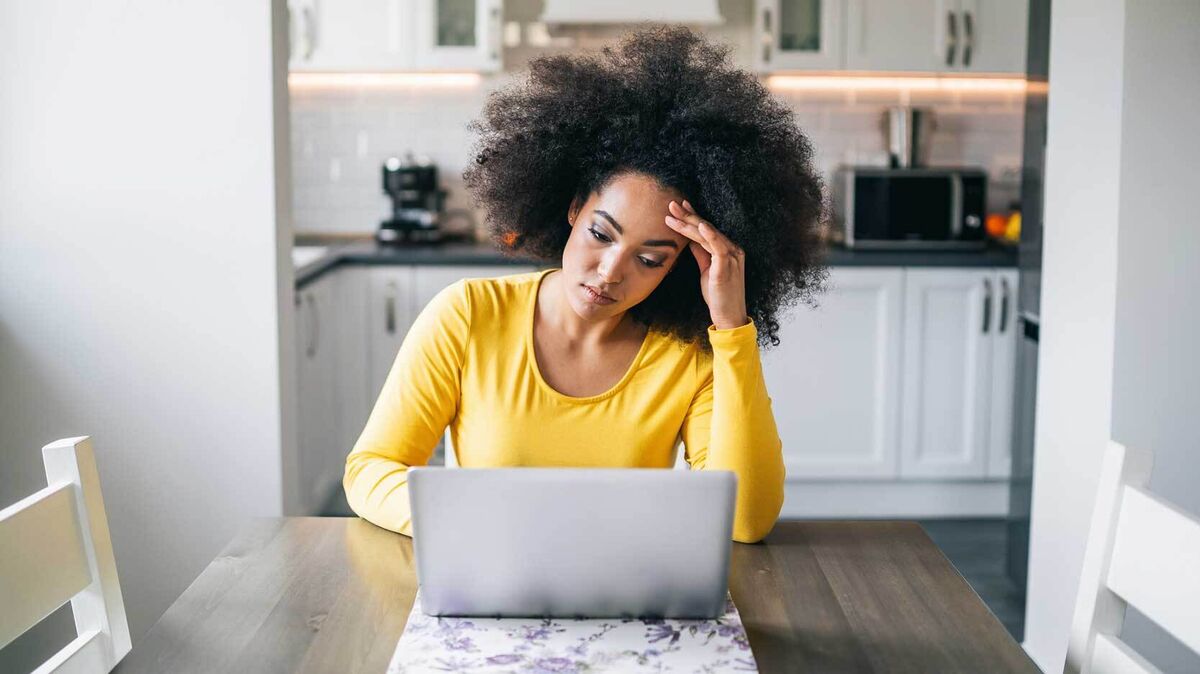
[598, 252, 624, 285]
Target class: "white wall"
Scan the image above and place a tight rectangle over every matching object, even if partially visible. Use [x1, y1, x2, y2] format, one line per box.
[1025, 0, 1200, 671]
[1108, 2, 1200, 670]
[0, 0, 296, 667]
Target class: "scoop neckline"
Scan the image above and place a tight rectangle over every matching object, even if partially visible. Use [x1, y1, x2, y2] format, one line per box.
[525, 267, 653, 404]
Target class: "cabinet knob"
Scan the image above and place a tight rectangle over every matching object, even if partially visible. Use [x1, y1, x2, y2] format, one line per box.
[999, 277, 1010, 333]
[762, 7, 773, 64]
[306, 293, 319, 357]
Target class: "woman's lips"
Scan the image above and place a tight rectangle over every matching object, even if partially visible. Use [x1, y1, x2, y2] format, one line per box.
[582, 284, 616, 305]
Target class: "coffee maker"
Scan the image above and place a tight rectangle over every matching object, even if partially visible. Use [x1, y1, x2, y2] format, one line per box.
[377, 154, 446, 244]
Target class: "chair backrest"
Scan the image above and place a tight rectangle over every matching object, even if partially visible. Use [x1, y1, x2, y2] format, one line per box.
[1065, 440, 1200, 673]
[0, 436, 131, 673]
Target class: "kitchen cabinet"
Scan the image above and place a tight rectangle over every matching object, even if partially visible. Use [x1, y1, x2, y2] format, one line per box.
[843, 0, 1027, 74]
[288, 0, 415, 72]
[367, 266, 417, 400]
[762, 268, 903, 478]
[295, 273, 341, 514]
[899, 268, 1018, 479]
[755, 0, 845, 71]
[986, 268, 1018, 477]
[288, 0, 502, 73]
[413, 0, 503, 72]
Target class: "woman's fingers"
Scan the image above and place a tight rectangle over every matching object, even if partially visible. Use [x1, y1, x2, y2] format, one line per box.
[665, 214, 715, 256]
[668, 200, 741, 258]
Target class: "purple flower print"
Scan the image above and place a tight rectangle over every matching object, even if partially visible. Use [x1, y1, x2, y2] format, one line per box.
[441, 635, 476, 652]
[484, 653, 523, 665]
[646, 623, 682, 645]
[530, 656, 577, 673]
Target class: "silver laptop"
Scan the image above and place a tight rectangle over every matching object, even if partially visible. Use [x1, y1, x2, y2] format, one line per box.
[408, 467, 737, 619]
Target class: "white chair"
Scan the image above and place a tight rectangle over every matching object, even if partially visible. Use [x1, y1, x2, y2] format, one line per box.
[1065, 440, 1200, 674]
[0, 437, 131, 673]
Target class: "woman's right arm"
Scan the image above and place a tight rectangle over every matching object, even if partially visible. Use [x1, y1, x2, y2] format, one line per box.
[343, 279, 472, 537]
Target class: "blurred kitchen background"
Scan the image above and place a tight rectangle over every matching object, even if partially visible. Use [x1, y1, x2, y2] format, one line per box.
[287, 0, 1042, 643]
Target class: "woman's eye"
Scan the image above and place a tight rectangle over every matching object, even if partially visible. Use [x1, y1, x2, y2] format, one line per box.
[587, 227, 611, 243]
[640, 257, 664, 269]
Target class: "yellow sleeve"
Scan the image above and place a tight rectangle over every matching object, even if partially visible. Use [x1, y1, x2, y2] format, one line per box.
[343, 279, 471, 537]
[681, 319, 786, 544]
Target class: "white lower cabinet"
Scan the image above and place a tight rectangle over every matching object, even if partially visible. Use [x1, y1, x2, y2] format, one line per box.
[763, 268, 904, 479]
[298, 262, 1018, 518]
[295, 273, 341, 515]
[778, 266, 1019, 518]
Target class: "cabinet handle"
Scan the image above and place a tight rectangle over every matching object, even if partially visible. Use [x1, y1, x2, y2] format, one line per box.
[303, 4, 316, 60]
[962, 11, 974, 67]
[945, 10, 958, 67]
[306, 293, 319, 357]
[385, 281, 397, 335]
[982, 278, 993, 334]
[999, 277, 1010, 333]
[762, 7, 773, 64]
[489, 4, 500, 61]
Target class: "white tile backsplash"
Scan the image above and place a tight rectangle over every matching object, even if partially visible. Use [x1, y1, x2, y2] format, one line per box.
[288, 2, 1025, 237]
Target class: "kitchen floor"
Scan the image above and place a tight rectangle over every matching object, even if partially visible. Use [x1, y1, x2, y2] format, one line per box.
[321, 487, 1026, 642]
[918, 518, 1026, 641]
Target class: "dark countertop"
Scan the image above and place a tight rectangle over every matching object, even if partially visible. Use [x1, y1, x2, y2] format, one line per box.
[294, 238, 1017, 288]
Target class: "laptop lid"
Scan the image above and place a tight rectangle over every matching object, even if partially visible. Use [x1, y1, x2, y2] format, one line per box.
[408, 467, 736, 619]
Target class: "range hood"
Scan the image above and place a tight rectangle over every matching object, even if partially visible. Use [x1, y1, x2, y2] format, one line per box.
[539, 0, 724, 25]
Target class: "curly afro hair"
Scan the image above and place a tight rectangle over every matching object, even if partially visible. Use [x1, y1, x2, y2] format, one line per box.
[463, 26, 828, 349]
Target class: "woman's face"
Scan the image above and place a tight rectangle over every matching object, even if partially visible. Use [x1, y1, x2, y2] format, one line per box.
[561, 172, 691, 322]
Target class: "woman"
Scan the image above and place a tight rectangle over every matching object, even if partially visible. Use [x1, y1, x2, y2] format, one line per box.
[344, 27, 826, 544]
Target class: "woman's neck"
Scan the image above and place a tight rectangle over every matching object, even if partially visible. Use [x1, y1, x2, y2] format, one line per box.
[538, 269, 642, 347]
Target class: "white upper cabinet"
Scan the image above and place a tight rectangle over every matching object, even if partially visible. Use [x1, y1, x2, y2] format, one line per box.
[288, 0, 502, 73]
[955, 0, 1028, 74]
[762, 268, 904, 479]
[414, 0, 503, 72]
[755, 0, 845, 71]
[900, 269, 993, 479]
[288, 0, 415, 72]
[843, 0, 1027, 74]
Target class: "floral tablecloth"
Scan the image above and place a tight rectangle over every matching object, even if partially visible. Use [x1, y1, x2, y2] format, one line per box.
[387, 590, 758, 673]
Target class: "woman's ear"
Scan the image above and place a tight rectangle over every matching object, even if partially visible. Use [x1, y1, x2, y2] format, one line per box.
[567, 196, 582, 226]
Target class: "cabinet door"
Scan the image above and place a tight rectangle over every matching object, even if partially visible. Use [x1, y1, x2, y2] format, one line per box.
[297, 276, 341, 513]
[756, 0, 844, 71]
[412, 264, 535, 311]
[845, 0, 949, 72]
[900, 269, 993, 478]
[334, 269, 371, 462]
[955, 0, 1027, 74]
[288, 0, 414, 72]
[987, 269, 1018, 477]
[761, 268, 903, 479]
[368, 266, 417, 401]
[413, 0, 502, 72]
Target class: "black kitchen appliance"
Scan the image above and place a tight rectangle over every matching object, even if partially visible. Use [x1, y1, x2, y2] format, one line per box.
[833, 166, 987, 249]
[377, 154, 446, 244]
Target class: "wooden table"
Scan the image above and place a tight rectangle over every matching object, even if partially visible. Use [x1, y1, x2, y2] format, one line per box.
[113, 518, 1037, 673]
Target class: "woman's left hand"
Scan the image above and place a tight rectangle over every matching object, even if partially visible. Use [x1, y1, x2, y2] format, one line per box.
[665, 199, 749, 330]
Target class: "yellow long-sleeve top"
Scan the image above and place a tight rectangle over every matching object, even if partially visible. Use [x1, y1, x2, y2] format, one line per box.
[343, 268, 785, 543]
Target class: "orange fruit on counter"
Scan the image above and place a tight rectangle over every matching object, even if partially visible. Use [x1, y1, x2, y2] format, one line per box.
[985, 214, 1008, 238]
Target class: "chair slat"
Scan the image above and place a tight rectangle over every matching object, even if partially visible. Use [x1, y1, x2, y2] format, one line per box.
[1107, 486, 1200, 655]
[31, 629, 106, 674]
[0, 483, 92, 649]
[1090, 634, 1162, 674]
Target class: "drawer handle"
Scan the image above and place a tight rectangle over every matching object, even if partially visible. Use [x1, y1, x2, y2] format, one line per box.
[306, 293, 319, 357]
[982, 278, 993, 334]
[945, 10, 958, 67]
[385, 281, 397, 335]
[962, 11, 975, 67]
[999, 277, 1010, 333]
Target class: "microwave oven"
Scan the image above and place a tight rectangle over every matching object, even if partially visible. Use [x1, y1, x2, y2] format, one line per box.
[833, 167, 988, 249]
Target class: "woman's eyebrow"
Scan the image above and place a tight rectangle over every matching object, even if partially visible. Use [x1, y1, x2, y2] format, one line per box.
[593, 210, 679, 249]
